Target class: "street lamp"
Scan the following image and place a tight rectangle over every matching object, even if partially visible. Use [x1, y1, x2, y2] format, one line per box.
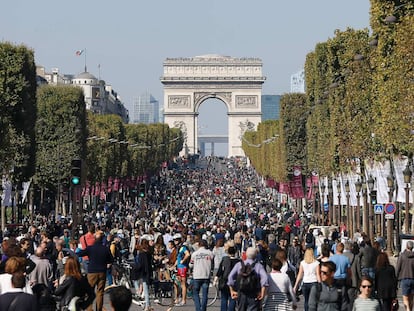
[328, 179, 333, 225]
[336, 180, 341, 226]
[403, 162, 412, 234]
[385, 3, 414, 23]
[345, 180, 350, 237]
[355, 178, 362, 233]
[321, 182, 326, 225]
[367, 175, 375, 240]
[313, 183, 319, 224]
[361, 176, 369, 237]
[386, 172, 395, 255]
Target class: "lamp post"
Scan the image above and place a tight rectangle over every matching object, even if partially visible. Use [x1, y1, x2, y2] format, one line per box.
[336, 180, 341, 226]
[328, 179, 333, 225]
[362, 177, 369, 237]
[345, 180, 350, 237]
[313, 183, 318, 224]
[321, 182, 326, 225]
[355, 178, 362, 233]
[367, 175, 375, 240]
[403, 163, 412, 234]
[386, 173, 395, 255]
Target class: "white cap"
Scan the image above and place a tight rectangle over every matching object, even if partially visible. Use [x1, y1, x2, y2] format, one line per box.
[173, 233, 182, 240]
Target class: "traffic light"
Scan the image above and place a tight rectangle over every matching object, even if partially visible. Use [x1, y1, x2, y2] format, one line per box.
[139, 183, 146, 197]
[71, 159, 82, 186]
[370, 190, 377, 205]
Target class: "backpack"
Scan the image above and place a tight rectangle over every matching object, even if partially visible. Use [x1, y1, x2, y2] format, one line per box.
[218, 257, 241, 290]
[305, 233, 314, 246]
[236, 261, 260, 295]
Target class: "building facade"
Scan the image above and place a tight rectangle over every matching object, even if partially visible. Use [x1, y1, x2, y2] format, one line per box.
[36, 66, 129, 123]
[290, 69, 305, 93]
[131, 91, 160, 124]
[261, 95, 280, 121]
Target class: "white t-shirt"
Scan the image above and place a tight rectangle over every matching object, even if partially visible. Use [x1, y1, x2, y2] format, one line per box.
[301, 260, 319, 284]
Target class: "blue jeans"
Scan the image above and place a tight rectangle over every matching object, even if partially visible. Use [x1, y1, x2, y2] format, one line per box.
[220, 287, 236, 311]
[193, 279, 210, 311]
[361, 267, 375, 280]
[302, 282, 317, 311]
[141, 279, 151, 308]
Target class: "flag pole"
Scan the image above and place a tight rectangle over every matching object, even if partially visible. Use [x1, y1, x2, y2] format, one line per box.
[84, 48, 87, 72]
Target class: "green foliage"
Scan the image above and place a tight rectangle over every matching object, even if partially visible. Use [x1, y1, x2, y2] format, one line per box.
[35, 85, 87, 190]
[0, 42, 37, 182]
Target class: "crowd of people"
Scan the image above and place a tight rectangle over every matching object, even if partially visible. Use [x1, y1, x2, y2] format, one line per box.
[0, 156, 412, 311]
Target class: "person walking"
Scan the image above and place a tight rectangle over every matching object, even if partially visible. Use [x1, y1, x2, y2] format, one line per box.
[54, 256, 95, 311]
[308, 261, 349, 311]
[293, 248, 320, 311]
[396, 240, 414, 311]
[264, 257, 297, 311]
[135, 236, 154, 311]
[173, 233, 191, 306]
[0, 272, 39, 311]
[77, 230, 113, 311]
[214, 246, 240, 311]
[375, 252, 397, 311]
[329, 242, 351, 287]
[227, 247, 268, 311]
[191, 239, 214, 311]
[352, 276, 380, 311]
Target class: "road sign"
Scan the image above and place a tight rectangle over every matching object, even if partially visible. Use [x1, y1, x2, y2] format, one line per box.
[385, 214, 395, 220]
[385, 202, 396, 214]
[374, 204, 384, 214]
[324, 202, 329, 212]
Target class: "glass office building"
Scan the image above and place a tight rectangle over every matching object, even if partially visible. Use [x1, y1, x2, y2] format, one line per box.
[261, 95, 281, 121]
[132, 91, 159, 124]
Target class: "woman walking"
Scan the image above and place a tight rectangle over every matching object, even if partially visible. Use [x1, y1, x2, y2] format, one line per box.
[214, 246, 240, 311]
[293, 248, 320, 311]
[264, 257, 297, 311]
[352, 276, 380, 311]
[375, 252, 397, 311]
[54, 256, 95, 311]
[135, 238, 154, 311]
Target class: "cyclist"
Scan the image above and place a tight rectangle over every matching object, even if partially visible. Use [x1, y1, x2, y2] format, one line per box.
[173, 233, 191, 306]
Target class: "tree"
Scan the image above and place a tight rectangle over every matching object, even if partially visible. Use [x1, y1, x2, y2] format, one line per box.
[0, 42, 37, 182]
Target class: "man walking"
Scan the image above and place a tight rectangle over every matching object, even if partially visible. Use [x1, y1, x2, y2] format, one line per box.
[78, 230, 113, 311]
[190, 240, 214, 311]
[308, 261, 349, 311]
[396, 240, 414, 311]
[227, 247, 268, 311]
[329, 242, 351, 287]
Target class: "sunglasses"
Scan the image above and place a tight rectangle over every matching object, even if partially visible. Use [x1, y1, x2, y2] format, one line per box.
[361, 285, 372, 289]
[321, 270, 330, 275]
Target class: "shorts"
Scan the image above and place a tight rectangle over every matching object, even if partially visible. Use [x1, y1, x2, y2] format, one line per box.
[401, 279, 414, 296]
[177, 267, 188, 278]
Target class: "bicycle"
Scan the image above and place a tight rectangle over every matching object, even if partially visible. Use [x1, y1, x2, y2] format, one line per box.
[105, 258, 142, 306]
[156, 269, 218, 309]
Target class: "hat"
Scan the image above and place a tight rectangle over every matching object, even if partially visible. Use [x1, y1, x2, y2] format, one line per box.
[141, 234, 154, 241]
[173, 233, 182, 240]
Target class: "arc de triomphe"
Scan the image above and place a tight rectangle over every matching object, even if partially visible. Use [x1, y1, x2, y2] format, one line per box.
[161, 54, 265, 157]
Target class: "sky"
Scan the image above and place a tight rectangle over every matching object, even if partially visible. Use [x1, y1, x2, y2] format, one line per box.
[1, 0, 371, 156]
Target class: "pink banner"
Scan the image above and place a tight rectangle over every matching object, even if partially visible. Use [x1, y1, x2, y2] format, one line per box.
[278, 182, 290, 194]
[289, 166, 304, 199]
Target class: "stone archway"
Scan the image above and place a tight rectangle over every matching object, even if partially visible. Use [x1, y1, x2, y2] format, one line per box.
[161, 54, 265, 157]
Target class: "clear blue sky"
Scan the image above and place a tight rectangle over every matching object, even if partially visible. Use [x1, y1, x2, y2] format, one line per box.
[1, 0, 371, 155]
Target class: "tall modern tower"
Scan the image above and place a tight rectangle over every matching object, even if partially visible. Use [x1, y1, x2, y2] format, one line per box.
[261, 95, 280, 121]
[290, 69, 305, 93]
[132, 91, 160, 124]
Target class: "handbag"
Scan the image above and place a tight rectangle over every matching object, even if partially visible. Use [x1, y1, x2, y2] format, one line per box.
[391, 298, 399, 311]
